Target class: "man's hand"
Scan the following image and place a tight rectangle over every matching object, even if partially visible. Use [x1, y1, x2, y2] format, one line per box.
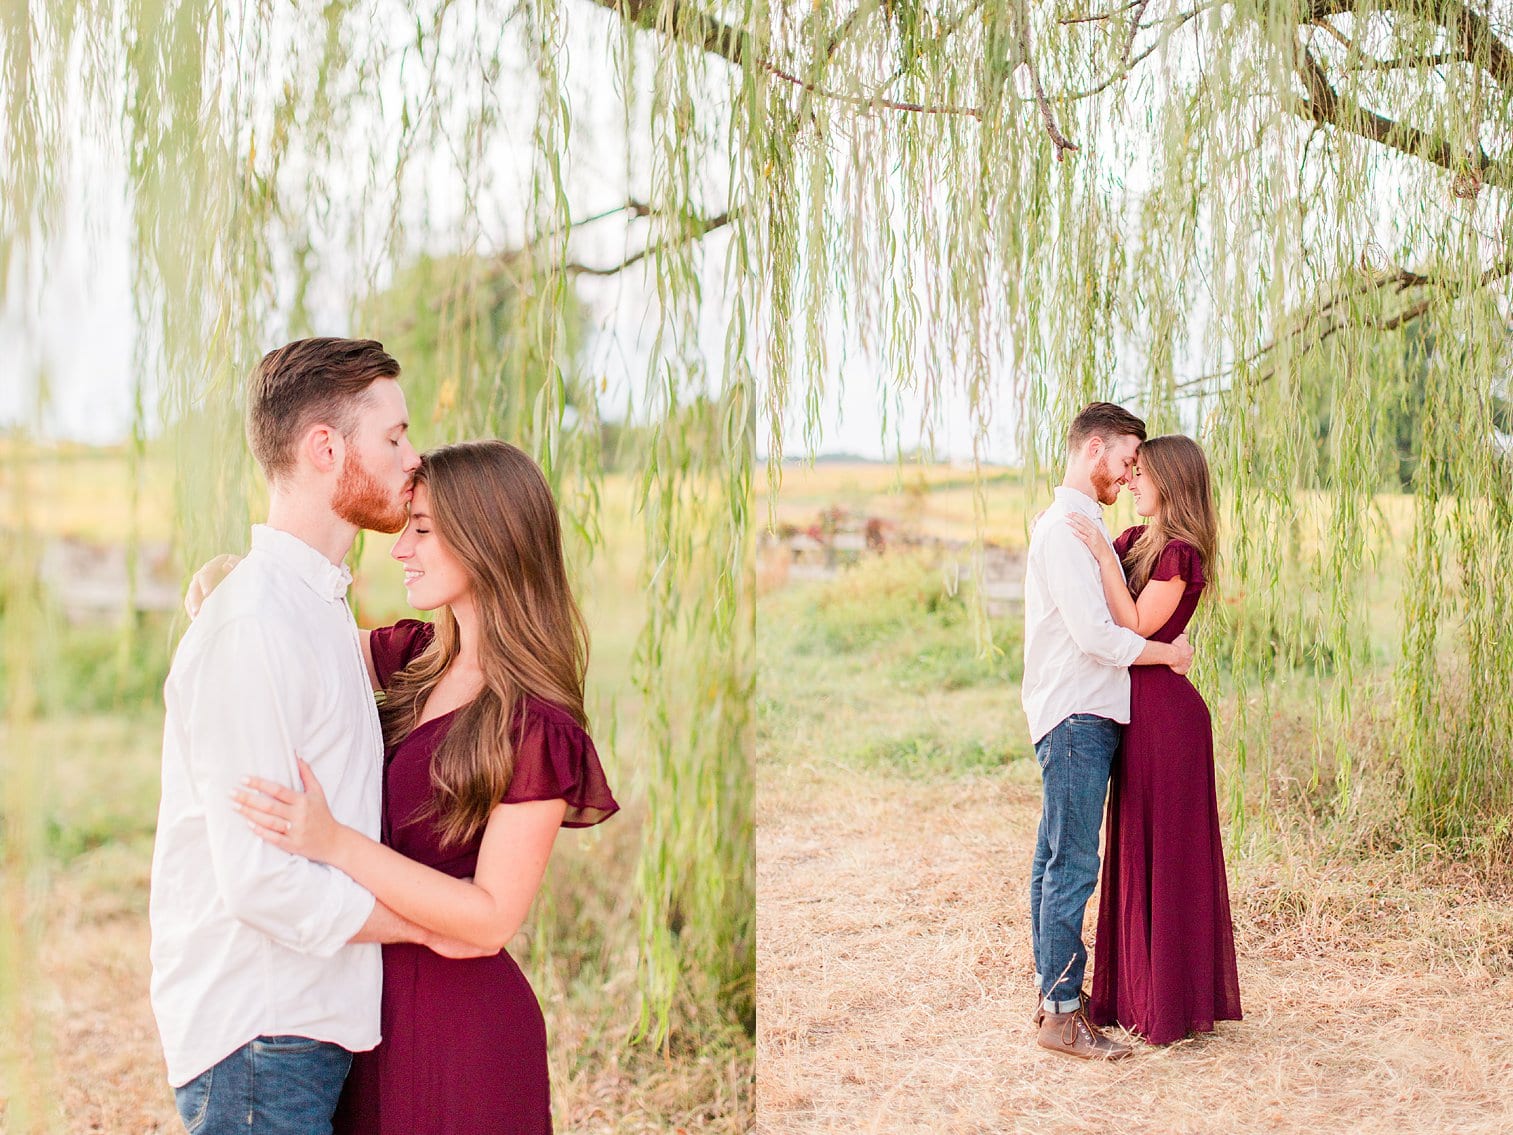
[1169, 632, 1193, 676]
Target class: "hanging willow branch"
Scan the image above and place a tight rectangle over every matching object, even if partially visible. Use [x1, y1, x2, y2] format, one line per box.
[1176, 251, 1513, 393]
[716, 0, 1513, 846]
[567, 209, 735, 275]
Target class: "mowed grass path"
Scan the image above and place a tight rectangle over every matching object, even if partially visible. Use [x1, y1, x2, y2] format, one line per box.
[756, 577, 1513, 1135]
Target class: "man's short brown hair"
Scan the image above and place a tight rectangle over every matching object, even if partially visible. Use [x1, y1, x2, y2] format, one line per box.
[247, 338, 400, 480]
[1068, 401, 1146, 452]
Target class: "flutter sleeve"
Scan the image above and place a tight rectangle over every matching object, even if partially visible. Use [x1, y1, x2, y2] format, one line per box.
[369, 619, 436, 688]
[505, 702, 620, 828]
[1152, 539, 1205, 587]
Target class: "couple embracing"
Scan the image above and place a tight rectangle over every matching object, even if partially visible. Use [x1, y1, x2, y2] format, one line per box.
[1023, 401, 1242, 1059]
[149, 337, 619, 1133]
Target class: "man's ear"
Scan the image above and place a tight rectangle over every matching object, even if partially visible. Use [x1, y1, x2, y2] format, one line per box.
[302, 423, 345, 476]
[1082, 435, 1104, 463]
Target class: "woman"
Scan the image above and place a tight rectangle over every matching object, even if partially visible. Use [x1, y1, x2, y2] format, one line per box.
[1066, 433, 1241, 1046]
[230, 440, 618, 1133]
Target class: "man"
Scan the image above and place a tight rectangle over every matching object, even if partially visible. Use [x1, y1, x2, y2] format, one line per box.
[1022, 401, 1193, 1061]
[149, 338, 473, 1134]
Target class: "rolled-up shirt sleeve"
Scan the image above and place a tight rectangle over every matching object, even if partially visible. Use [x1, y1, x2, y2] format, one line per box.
[1040, 522, 1147, 668]
[181, 618, 375, 957]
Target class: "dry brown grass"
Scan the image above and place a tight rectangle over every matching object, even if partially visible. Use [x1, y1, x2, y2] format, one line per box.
[757, 749, 1513, 1134]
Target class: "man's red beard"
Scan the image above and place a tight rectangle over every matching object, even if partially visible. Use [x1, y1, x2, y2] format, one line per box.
[1089, 453, 1123, 506]
[332, 449, 409, 534]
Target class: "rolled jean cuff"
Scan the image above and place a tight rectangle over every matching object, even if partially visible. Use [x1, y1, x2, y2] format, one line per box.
[1042, 993, 1083, 1014]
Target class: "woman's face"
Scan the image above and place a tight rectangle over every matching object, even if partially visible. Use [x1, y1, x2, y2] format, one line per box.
[1127, 458, 1161, 519]
[391, 483, 472, 611]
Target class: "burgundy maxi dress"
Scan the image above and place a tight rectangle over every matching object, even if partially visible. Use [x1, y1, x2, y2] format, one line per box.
[334, 620, 619, 1135]
[1088, 532, 1242, 1046]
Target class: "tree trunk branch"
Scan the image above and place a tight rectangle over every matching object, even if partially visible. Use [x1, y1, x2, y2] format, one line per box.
[583, 0, 756, 67]
[582, 0, 984, 119]
[1392, 0, 1513, 88]
[1018, 1, 1079, 159]
[568, 210, 735, 276]
[1290, 34, 1505, 187]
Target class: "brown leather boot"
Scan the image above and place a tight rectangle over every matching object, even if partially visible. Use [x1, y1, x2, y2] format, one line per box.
[1037, 1008, 1132, 1060]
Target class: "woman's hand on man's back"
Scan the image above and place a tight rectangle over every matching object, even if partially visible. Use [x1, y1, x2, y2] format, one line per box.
[185, 553, 243, 619]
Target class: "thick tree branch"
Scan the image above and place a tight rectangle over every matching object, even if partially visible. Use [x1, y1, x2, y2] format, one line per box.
[1311, 15, 1353, 51]
[586, 0, 982, 119]
[1306, 0, 1513, 84]
[586, 0, 755, 67]
[1394, 0, 1513, 88]
[581, 0, 1513, 180]
[1290, 34, 1506, 187]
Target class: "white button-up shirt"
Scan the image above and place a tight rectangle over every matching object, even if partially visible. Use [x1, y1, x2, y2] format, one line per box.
[150, 525, 382, 1087]
[1021, 486, 1148, 744]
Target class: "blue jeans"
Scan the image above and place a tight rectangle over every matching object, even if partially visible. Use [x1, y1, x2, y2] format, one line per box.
[1029, 713, 1120, 1013]
[173, 1036, 353, 1135]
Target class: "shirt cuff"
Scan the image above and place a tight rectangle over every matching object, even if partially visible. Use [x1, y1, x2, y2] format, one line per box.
[293, 873, 378, 958]
[1114, 627, 1147, 667]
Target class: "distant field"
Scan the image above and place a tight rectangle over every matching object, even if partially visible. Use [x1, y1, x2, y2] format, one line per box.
[2, 443, 181, 543]
[758, 459, 1046, 544]
[761, 461, 1417, 669]
[759, 459, 1418, 550]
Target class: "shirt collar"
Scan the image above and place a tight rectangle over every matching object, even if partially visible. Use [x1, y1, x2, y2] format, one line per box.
[250, 525, 353, 602]
[1053, 485, 1103, 517]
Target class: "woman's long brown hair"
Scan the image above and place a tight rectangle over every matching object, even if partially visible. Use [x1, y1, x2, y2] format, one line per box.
[379, 440, 588, 848]
[1124, 434, 1219, 596]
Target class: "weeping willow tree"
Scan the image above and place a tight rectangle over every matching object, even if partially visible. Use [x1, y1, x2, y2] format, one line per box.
[2, 0, 752, 1124]
[717, 0, 1513, 844]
